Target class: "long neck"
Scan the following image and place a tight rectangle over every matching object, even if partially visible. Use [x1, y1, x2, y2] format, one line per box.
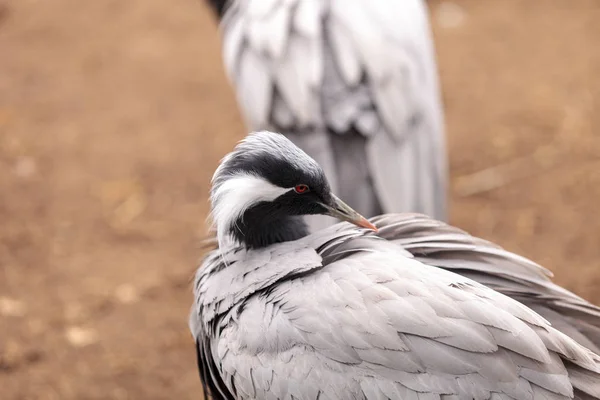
[230, 213, 309, 249]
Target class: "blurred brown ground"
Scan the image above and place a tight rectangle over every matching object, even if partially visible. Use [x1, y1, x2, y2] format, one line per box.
[0, 0, 599, 398]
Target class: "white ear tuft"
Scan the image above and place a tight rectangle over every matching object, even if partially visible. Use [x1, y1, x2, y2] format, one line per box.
[210, 172, 290, 247]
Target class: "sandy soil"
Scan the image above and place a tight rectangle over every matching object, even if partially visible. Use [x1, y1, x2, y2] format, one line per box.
[0, 0, 599, 398]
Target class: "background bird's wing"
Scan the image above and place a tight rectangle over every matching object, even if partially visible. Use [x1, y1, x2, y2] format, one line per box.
[219, 0, 447, 220]
[204, 236, 600, 399]
[325, 0, 448, 220]
[371, 213, 600, 353]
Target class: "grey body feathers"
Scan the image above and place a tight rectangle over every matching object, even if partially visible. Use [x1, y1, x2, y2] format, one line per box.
[191, 214, 600, 399]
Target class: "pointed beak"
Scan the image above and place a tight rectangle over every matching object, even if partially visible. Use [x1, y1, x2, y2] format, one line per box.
[321, 194, 378, 232]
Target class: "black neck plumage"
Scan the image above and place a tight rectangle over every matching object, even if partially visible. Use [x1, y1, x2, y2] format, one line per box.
[230, 205, 309, 249]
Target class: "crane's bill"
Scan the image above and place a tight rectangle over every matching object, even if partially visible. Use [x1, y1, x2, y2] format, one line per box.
[321, 194, 378, 232]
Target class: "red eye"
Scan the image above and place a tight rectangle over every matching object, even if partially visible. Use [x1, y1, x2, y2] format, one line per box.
[294, 184, 310, 194]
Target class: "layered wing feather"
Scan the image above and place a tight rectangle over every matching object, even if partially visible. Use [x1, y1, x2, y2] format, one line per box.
[370, 213, 600, 354]
[191, 223, 600, 399]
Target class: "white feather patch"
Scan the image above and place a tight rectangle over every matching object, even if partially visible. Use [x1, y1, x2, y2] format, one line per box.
[211, 173, 291, 248]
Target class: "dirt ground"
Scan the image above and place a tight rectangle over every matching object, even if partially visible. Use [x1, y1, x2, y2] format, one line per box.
[0, 0, 599, 398]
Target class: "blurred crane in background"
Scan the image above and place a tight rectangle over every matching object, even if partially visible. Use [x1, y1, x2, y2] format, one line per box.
[205, 0, 448, 230]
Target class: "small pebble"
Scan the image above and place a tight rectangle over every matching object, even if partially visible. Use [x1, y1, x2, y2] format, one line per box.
[0, 297, 26, 317]
[13, 156, 37, 178]
[65, 326, 98, 347]
[114, 284, 139, 304]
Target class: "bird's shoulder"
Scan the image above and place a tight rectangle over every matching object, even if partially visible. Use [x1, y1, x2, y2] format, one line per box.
[211, 240, 600, 399]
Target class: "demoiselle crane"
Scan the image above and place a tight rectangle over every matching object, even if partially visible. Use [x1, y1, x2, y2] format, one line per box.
[204, 0, 447, 229]
[190, 131, 600, 400]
